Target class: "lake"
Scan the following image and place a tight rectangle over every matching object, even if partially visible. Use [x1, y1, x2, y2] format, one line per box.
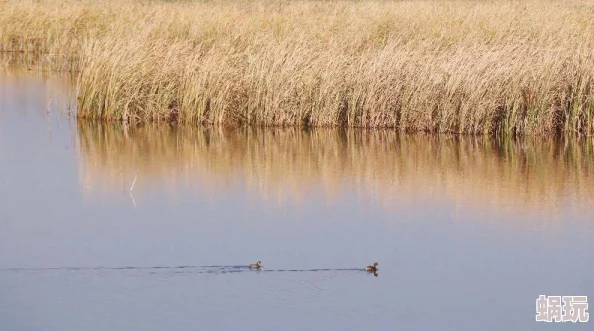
[0, 69, 593, 330]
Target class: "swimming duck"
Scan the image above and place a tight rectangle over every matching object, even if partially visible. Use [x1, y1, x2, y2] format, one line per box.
[366, 262, 379, 272]
[249, 261, 262, 269]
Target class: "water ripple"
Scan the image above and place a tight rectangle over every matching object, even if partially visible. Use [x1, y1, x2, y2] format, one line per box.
[0, 266, 368, 275]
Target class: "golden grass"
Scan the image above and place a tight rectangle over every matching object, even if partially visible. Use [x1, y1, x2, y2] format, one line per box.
[77, 122, 594, 218]
[3, 0, 594, 134]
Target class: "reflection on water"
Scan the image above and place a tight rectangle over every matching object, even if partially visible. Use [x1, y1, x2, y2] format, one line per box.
[77, 121, 594, 218]
[0, 51, 80, 73]
[0, 67, 75, 115]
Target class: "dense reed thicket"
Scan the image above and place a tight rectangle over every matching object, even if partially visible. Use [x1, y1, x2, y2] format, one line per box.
[2, 0, 594, 135]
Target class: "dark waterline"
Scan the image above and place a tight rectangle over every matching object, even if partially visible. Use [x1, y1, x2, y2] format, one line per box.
[0, 70, 593, 331]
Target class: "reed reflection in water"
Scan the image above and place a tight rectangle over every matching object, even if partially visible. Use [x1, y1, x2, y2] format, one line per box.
[76, 121, 594, 220]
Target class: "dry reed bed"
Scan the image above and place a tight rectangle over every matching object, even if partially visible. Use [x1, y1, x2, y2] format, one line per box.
[77, 122, 594, 217]
[3, 0, 594, 134]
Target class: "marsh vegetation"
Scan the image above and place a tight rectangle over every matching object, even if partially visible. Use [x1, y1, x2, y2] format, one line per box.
[2, 0, 594, 134]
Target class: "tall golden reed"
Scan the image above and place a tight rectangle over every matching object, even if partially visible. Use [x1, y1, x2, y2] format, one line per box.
[2, 0, 594, 135]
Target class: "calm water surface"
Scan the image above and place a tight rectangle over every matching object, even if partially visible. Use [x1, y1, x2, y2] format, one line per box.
[1, 70, 593, 330]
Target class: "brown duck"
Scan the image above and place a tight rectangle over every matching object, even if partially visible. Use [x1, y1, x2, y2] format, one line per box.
[249, 261, 262, 269]
[366, 262, 379, 272]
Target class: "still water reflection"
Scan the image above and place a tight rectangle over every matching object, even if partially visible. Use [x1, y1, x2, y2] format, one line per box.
[1, 70, 593, 331]
[78, 122, 594, 220]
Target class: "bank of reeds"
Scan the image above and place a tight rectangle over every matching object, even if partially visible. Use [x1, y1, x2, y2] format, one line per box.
[3, 0, 594, 135]
[77, 122, 594, 217]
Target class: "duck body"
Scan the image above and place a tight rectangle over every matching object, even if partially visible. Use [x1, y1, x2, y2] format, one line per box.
[366, 262, 379, 272]
[249, 261, 262, 269]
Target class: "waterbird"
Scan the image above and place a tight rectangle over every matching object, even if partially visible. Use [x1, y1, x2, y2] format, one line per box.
[249, 261, 262, 269]
[366, 262, 379, 272]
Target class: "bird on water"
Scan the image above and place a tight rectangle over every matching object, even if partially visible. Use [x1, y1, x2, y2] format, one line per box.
[249, 261, 262, 269]
[366, 261, 379, 272]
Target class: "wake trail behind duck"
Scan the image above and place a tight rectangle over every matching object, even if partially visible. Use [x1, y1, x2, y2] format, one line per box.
[0, 266, 367, 274]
